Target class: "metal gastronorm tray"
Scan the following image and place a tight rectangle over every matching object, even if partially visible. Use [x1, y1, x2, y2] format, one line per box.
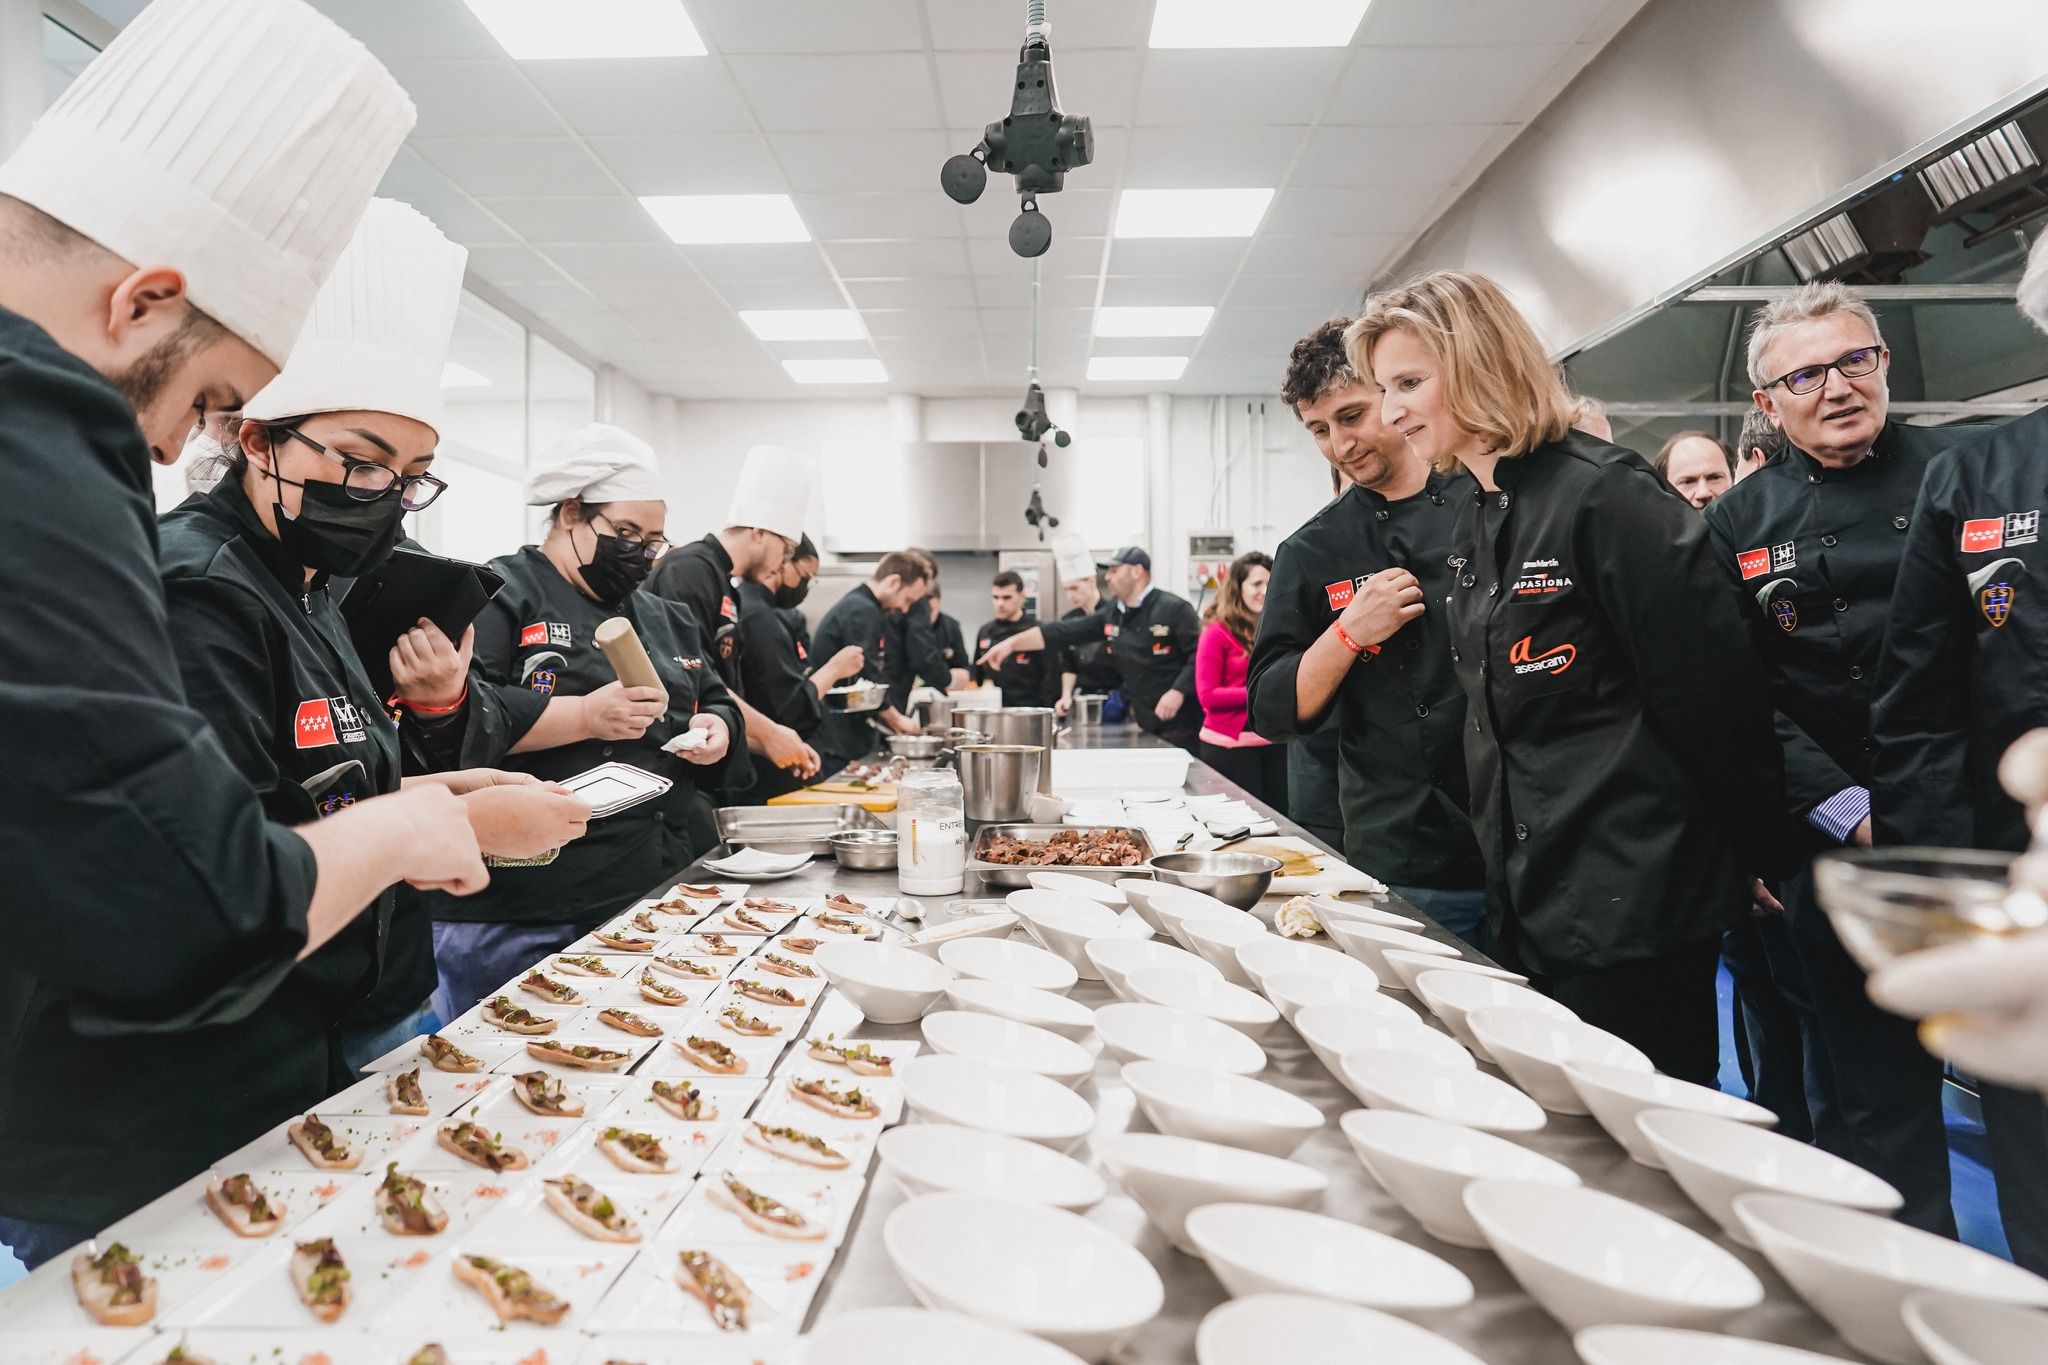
[714, 803, 890, 855]
[966, 823, 1156, 889]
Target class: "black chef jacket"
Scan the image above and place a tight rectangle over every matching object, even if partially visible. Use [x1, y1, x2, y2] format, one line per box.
[1703, 420, 1961, 827]
[1450, 433, 1787, 973]
[1061, 603, 1121, 694]
[1041, 586, 1205, 746]
[645, 532, 744, 694]
[737, 576, 824, 803]
[975, 614, 1062, 708]
[885, 606, 955, 713]
[812, 583, 894, 761]
[0, 308, 317, 1226]
[427, 548, 742, 928]
[1247, 474, 1483, 889]
[781, 604, 813, 659]
[1873, 413, 2048, 853]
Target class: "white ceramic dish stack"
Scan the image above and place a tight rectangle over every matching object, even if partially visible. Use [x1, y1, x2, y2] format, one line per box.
[1562, 1059, 1776, 1167]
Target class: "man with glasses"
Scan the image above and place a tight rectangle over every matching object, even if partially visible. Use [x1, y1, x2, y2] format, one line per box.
[645, 443, 822, 789]
[1703, 282, 1967, 1235]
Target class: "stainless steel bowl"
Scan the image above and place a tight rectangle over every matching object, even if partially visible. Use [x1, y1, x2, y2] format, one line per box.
[827, 829, 901, 870]
[1148, 850, 1284, 910]
[886, 733, 948, 761]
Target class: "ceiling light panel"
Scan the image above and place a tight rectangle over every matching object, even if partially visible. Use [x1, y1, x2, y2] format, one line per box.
[739, 309, 867, 341]
[1114, 188, 1275, 239]
[463, 0, 707, 60]
[784, 358, 889, 384]
[1094, 306, 1215, 338]
[639, 194, 812, 244]
[1149, 0, 1372, 49]
[1089, 356, 1190, 381]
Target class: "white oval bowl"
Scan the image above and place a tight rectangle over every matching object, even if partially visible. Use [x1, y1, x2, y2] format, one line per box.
[1562, 1059, 1776, 1167]
[1464, 1179, 1763, 1335]
[1261, 970, 1391, 1025]
[812, 939, 954, 1024]
[1339, 1108, 1580, 1248]
[939, 936, 1081, 995]
[903, 910, 1021, 960]
[1339, 1048, 1545, 1135]
[884, 1192, 1164, 1364]
[1008, 889, 1135, 981]
[1150, 887, 1255, 951]
[807, 1306, 1092, 1365]
[1127, 968, 1283, 1045]
[1122, 1059, 1323, 1158]
[1327, 919, 1461, 979]
[1574, 1325, 1862, 1365]
[941, 977, 1095, 1042]
[1197, 1295, 1486, 1365]
[1115, 877, 1176, 934]
[1184, 1203, 1472, 1315]
[1638, 1108, 1902, 1245]
[1235, 935, 1380, 994]
[900, 1053, 1096, 1149]
[1412, 969, 1576, 1061]
[1028, 871, 1128, 907]
[1178, 912, 1270, 988]
[1093, 1001, 1267, 1076]
[878, 1122, 1107, 1211]
[1311, 1011, 1476, 1089]
[1733, 1193, 2048, 1365]
[1085, 936, 1220, 1003]
[1309, 894, 1424, 931]
[921, 1009, 1095, 1088]
[1904, 1291, 2048, 1365]
[1381, 947, 1527, 995]
[1094, 1131, 1327, 1254]
[1466, 1006, 1653, 1114]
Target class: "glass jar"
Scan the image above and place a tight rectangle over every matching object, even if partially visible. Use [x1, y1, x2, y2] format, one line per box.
[898, 767, 967, 895]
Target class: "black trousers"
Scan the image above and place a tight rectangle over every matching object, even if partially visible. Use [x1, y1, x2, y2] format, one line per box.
[1774, 864, 1956, 1236]
[1723, 914, 1821, 1142]
[1516, 938, 1723, 1087]
[1199, 739, 1291, 818]
[1980, 1082, 2048, 1276]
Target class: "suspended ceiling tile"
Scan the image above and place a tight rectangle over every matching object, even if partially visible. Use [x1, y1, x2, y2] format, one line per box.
[1134, 49, 1349, 127]
[691, 0, 928, 53]
[828, 238, 975, 277]
[680, 243, 837, 283]
[585, 133, 787, 195]
[926, 0, 1152, 51]
[376, 148, 519, 245]
[863, 309, 985, 339]
[413, 136, 620, 198]
[1260, 184, 1440, 237]
[536, 241, 700, 283]
[726, 53, 943, 130]
[583, 273, 725, 312]
[1105, 237, 1252, 276]
[523, 59, 757, 136]
[968, 235, 1107, 275]
[1222, 274, 1364, 310]
[1360, 0, 1626, 47]
[712, 278, 852, 310]
[321, 0, 504, 61]
[1329, 44, 1572, 125]
[492, 276, 612, 316]
[769, 131, 957, 192]
[1120, 126, 1312, 189]
[961, 188, 1112, 239]
[386, 60, 566, 138]
[802, 191, 968, 240]
[1098, 275, 1226, 307]
[1238, 233, 1401, 276]
[1290, 123, 1503, 187]
[974, 273, 1101, 310]
[462, 242, 569, 286]
[977, 306, 1095, 338]
[480, 196, 672, 244]
[843, 276, 983, 310]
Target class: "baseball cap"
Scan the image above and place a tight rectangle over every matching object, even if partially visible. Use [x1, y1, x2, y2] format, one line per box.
[1099, 546, 1151, 570]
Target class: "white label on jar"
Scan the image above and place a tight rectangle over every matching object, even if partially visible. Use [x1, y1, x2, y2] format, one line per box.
[900, 813, 966, 894]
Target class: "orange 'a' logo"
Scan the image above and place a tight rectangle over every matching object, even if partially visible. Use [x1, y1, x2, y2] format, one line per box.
[1508, 635, 1577, 676]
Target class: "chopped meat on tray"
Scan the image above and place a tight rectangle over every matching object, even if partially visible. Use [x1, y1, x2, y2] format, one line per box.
[978, 828, 1145, 867]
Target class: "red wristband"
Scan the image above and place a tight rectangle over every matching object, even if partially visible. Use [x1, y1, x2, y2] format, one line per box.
[403, 684, 468, 716]
[1332, 623, 1379, 657]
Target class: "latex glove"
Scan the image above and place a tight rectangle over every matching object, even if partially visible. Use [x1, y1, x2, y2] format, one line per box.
[392, 621, 473, 710]
[1869, 930, 2048, 1094]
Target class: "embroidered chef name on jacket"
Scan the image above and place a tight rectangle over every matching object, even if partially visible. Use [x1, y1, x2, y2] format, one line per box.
[1510, 557, 1573, 598]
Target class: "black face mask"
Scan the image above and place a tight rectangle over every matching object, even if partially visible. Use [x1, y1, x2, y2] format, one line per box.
[269, 467, 407, 577]
[579, 529, 652, 607]
[772, 576, 812, 610]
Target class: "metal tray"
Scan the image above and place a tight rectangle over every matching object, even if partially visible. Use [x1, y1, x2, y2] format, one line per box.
[966, 823, 1156, 889]
[714, 803, 890, 855]
[825, 682, 889, 714]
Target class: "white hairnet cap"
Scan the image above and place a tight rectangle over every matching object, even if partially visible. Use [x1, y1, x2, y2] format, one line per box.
[242, 199, 468, 435]
[527, 423, 665, 506]
[0, 0, 416, 367]
[724, 444, 812, 542]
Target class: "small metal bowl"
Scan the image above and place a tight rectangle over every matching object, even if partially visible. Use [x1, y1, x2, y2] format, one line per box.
[828, 829, 901, 870]
[886, 734, 948, 761]
[1148, 851, 1284, 910]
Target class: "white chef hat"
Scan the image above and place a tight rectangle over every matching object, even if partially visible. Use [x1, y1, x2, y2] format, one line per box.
[527, 423, 666, 506]
[0, 0, 416, 368]
[1050, 530, 1096, 583]
[724, 444, 812, 543]
[242, 199, 469, 436]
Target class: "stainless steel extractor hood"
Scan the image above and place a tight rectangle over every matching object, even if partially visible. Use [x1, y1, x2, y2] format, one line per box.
[817, 440, 1089, 553]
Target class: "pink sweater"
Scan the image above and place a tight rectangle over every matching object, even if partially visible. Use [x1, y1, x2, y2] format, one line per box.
[1195, 621, 1265, 745]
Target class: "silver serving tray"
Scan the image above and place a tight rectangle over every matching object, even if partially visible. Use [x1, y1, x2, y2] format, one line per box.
[714, 803, 890, 855]
[966, 823, 1156, 888]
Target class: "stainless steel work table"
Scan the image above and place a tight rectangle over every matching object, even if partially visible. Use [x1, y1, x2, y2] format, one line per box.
[724, 725, 1864, 1363]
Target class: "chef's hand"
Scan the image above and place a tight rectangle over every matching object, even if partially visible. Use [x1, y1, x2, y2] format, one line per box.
[392, 621, 473, 710]
[885, 709, 922, 736]
[584, 681, 666, 740]
[382, 786, 490, 895]
[1055, 694, 1073, 719]
[407, 768, 542, 797]
[1155, 689, 1185, 722]
[1869, 932, 2048, 1094]
[1751, 877, 1785, 916]
[1340, 568, 1424, 648]
[460, 784, 591, 859]
[1852, 815, 1873, 848]
[759, 720, 821, 779]
[949, 667, 973, 691]
[979, 636, 1020, 670]
[678, 713, 730, 766]
[820, 645, 865, 687]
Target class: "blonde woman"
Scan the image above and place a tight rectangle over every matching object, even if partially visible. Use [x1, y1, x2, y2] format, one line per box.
[1346, 272, 1789, 1084]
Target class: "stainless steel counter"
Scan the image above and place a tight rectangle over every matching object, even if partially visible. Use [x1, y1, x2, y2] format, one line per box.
[702, 726, 1862, 1362]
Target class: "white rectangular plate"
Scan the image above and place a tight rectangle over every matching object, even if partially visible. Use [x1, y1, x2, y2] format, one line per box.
[586, 1240, 831, 1335]
[211, 1116, 427, 1177]
[383, 1242, 633, 1339]
[161, 1235, 439, 1330]
[659, 1171, 863, 1249]
[0, 1240, 256, 1332]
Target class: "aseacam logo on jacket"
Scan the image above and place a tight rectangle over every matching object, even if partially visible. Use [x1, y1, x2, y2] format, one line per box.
[1508, 636, 1577, 677]
[294, 697, 368, 749]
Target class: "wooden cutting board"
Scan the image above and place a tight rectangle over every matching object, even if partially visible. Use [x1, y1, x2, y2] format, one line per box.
[767, 782, 898, 812]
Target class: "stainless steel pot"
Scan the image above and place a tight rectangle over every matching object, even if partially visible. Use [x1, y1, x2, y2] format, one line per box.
[922, 696, 958, 732]
[955, 744, 1045, 824]
[980, 707, 1059, 793]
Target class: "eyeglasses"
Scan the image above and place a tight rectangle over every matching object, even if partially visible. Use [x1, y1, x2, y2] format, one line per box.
[279, 426, 447, 510]
[592, 512, 669, 560]
[1764, 346, 1883, 396]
